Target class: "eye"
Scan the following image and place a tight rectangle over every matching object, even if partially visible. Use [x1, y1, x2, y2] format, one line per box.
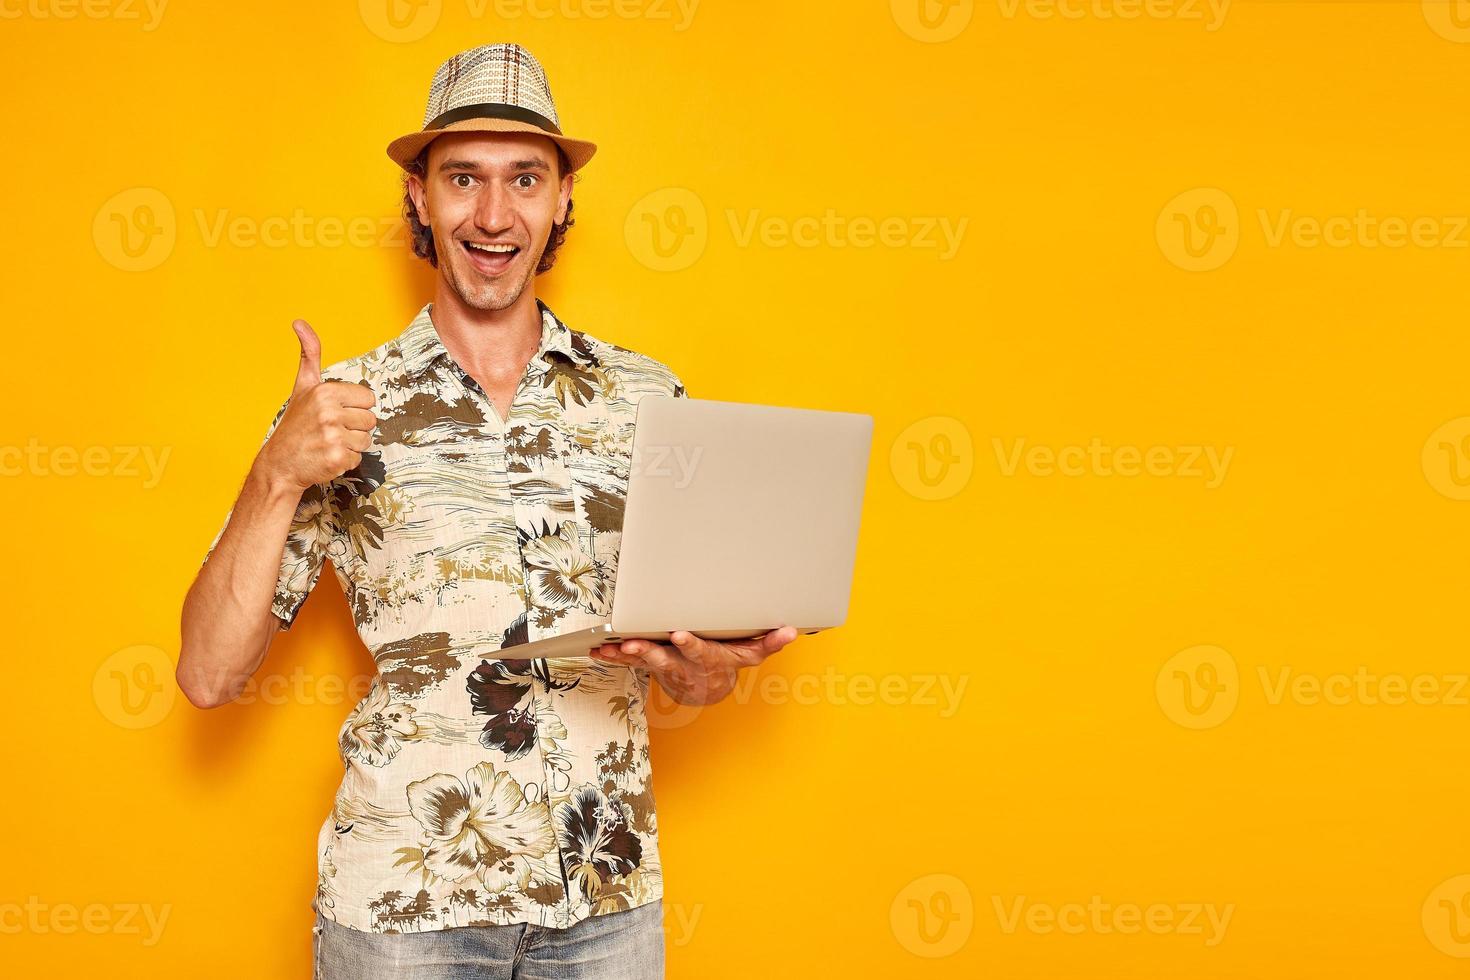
[514, 174, 539, 189]
[450, 174, 476, 189]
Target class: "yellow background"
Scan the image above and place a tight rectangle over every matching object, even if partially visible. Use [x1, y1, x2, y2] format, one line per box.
[5, 0, 1470, 976]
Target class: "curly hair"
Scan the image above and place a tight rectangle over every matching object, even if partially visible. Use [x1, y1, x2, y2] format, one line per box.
[401, 142, 576, 274]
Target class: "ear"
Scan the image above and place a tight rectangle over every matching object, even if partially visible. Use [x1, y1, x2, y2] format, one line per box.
[407, 173, 430, 226]
[554, 172, 573, 225]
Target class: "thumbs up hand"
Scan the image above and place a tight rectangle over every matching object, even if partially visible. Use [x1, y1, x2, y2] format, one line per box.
[291, 317, 325, 397]
[257, 319, 378, 492]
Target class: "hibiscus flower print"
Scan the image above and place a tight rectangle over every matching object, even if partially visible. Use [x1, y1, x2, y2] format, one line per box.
[404, 762, 554, 895]
[280, 487, 337, 595]
[339, 678, 419, 767]
[556, 785, 642, 903]
[467, 646, 581, 760]
[519, 519, 609, 614]
[466, 658, 538, 760]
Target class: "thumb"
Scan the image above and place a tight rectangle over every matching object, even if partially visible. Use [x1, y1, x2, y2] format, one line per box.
[291, 319, 322, 395]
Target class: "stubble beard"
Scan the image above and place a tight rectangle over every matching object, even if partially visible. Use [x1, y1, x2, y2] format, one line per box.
[444, 237, 545, 313]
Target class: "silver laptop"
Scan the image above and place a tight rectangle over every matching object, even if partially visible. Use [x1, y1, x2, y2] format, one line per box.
[499, 395, 874, 659]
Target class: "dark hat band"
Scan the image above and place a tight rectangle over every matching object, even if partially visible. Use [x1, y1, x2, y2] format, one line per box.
[424, 102, 562, 135]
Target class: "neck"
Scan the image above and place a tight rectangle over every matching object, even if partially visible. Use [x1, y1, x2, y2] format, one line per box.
[428, 281, 543, 376]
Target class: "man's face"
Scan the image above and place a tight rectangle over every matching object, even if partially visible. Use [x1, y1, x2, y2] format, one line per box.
[408, 131, 573, 312]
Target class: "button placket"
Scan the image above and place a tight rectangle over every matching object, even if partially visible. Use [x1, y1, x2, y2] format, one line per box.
[500, 356, 579, 925]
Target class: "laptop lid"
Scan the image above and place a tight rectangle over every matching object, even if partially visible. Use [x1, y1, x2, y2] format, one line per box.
[609, 396, 874, 633]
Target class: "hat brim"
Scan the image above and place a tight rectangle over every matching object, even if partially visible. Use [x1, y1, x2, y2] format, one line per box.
[386, 117, 597, 173]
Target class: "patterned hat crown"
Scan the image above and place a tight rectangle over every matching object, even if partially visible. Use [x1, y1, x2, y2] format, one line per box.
[422, 44, 560, 131]
[386, 44, 597, 172]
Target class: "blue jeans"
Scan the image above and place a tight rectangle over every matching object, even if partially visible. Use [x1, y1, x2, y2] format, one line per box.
[312, 901, 664, 979]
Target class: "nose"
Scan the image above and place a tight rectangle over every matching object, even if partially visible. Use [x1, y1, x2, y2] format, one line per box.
[472, 180, 516, 237]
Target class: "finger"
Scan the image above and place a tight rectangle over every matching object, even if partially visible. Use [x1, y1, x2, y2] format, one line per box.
[668, 630, 712, 666]
[709, 627, 790, 667]
[617, 639, 650, 657]
[731, 626, 797, 653]
[337, 406, 378, 432]
[317, 380, 376, 410]
[590, 643, 629, 662]
[620, 639, 688, 679]
[739, 626, 797, 663]
[757, 625, 799, 654]
[292, 319, 321, 395]
[342, 429, 373, 452]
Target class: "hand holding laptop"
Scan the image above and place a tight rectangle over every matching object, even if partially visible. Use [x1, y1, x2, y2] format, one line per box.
[589, 626, 800, 706]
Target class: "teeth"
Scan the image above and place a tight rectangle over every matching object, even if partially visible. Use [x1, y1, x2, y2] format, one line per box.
[466, 242, 516, 254]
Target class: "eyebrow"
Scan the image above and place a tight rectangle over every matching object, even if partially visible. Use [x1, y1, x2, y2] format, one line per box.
[437, 158, 552, 175]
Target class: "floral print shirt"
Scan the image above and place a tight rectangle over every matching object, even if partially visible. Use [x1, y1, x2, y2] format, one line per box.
[204, 299, 685, 934]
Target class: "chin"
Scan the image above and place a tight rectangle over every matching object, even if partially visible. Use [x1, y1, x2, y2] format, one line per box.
[462, 289, 520, 313]
[448, 265, 529, 312]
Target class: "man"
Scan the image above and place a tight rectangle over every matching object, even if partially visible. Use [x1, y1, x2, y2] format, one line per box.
[178, 43, 796, 979]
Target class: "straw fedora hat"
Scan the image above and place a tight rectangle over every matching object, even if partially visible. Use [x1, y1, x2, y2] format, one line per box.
[386, 44, 597, 173]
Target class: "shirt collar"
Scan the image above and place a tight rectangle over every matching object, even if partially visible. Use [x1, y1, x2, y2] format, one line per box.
[396, 298, 585, 382]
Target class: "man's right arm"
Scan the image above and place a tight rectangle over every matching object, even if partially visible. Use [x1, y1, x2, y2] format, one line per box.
[176, 319, 376, 709]
[177, 461, 315, 708]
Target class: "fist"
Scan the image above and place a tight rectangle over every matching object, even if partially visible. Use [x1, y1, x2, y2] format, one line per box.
[257, 319, 377, 492]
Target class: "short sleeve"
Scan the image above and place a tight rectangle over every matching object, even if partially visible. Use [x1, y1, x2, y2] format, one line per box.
[201, 398, 334, 631]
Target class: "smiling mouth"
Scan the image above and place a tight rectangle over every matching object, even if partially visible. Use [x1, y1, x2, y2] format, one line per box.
[461, 240, 521, 275]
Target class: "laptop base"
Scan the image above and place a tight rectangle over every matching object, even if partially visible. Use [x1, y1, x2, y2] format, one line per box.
[495, 624, 827, 660]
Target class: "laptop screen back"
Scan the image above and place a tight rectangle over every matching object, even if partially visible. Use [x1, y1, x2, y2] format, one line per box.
[610, 396, 874, 633]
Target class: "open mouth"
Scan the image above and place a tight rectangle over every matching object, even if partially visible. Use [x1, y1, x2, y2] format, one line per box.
[461, 240, 521, 276]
